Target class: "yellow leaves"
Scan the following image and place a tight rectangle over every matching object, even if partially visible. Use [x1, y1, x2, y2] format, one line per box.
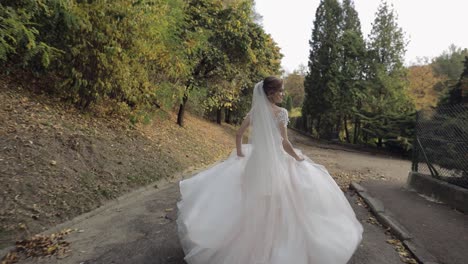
[1, 229, 73, 263]
[407, 65, 444, 110]
[386, 238, 399, 245]
[1, 252, 18, 264]
[366, 215, 379, 225]
[386, 238, 418, 264]
[355, 196, 368, 209]
[46, 244, 58, 254]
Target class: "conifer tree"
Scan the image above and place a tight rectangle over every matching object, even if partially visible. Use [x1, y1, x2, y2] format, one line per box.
[363, 0, 414, 147]
[303, 0, 342, 139]
[439, 56, 468, 105]
[339, 0, 366, 143]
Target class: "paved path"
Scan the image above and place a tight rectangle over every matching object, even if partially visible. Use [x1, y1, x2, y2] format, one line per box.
[5, 179, 404, 264]
[361, 179, 468, 264]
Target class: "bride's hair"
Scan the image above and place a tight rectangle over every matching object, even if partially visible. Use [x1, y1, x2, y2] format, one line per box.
[263, 76, 283, 96]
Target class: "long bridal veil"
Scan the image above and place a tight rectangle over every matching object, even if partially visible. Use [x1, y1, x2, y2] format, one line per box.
[242, 80, 287, 197]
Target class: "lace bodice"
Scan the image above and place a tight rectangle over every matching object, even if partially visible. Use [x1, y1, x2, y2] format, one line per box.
[245, 107, 289, 127]
[275, 108, 289, 127]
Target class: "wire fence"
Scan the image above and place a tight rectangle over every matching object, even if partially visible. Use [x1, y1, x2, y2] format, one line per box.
[412, 104, 468, 189]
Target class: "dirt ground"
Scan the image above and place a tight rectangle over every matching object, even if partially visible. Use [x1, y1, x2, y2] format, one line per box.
[289, 130, 412, 188]
[0, 81, 236, 250]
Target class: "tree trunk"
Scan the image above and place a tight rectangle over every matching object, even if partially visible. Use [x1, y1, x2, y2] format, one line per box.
[216, 107, 222, 124]
[353, 116, 360, 144]
[344, 115, 350, 143]
[224, 108, 231, 124]
[177, 93, 188, 127]
[334, 115, 342, 141]
[377, 137, 383, 148]
[316, 116, 321, 136]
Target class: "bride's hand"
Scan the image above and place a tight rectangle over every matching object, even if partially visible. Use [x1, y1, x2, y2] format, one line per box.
[296, 155, 305, 162]
[237, 152, 245, 158]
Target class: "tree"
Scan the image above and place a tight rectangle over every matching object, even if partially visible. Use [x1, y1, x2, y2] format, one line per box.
[1, 0, 190, 111]
[363, 0, 415, 147]
[176, 0, 244, 126]
[439, 56, 468, 105]
[339, 0, 367, 143]
[0, 1, 70, 70]
[1, 0, 281, 125]
[303, 0, 342, 139]
[228, 25, 282, 125]
[285, 95, 293, 111]
[429, 44, 468, 100]
[284, 69, 305, 107]
[176, 0, 220, 126]
[176, 0, 281, 126]
[432, 44, 468, 81]
[407, 65, 443, 110]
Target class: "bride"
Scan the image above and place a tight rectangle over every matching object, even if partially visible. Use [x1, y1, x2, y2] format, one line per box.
[177, 76, 363, 264]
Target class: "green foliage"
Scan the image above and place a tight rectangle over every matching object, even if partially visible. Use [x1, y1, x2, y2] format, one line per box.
[60, 0, 189, 109]
[1, 0, 191, 112]
[432, 44, 468, 80]
[303, 0, 343, 139]
[367, 1, 407, 74]
[284, 69, 305, 107]
[178, 0, 282, 125]
[337, 0, 367, 143]
[0, 0, 276, 128]
[285, 95, 293, 111]
[360, 0, 415, 148]
[438, 56, 468, 106]
[302, 0, 416, 151]
[357, 109, 415, 152]
[0, 1, 64, 70]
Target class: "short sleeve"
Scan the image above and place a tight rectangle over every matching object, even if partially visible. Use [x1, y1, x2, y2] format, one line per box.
[277, 108, 289, 127]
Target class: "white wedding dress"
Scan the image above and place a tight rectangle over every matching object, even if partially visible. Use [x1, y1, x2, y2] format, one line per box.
[177, 82, 363, 264]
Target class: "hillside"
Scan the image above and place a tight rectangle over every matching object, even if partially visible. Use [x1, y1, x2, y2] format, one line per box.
[0, 77, 236, 249]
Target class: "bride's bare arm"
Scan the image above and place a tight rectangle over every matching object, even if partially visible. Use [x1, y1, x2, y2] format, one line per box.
[236, 115, 250, 157]
[279, 125, 304, 161]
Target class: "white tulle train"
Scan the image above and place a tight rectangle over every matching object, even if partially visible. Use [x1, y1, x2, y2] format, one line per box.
[177, 144, 363, 264]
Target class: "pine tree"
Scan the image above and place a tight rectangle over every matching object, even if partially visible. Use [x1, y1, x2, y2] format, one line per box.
[339, 0, 366, 143]
[364, 0, 414, 147]
[303, 0, 342, 139]
[368, 1, 406, 75]
[439, 56, 468, 105]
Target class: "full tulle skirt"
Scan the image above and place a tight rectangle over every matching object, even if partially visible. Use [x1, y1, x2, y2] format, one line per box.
[177, 144, 363, 264]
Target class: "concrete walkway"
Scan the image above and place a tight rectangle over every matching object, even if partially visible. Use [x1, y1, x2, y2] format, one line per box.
[1, 177, 405, 264]
[360, 178, 468, 264]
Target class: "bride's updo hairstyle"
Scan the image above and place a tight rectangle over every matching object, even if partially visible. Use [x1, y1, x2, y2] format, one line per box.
[262, 76, 283, 97]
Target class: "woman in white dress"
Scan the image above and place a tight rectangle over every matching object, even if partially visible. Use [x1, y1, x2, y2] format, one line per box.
[177, 76, 363, 264]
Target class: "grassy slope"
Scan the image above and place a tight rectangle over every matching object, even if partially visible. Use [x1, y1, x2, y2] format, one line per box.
[0, 78, 236, 249]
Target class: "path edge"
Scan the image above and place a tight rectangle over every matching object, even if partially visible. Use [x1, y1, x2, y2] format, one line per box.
[350, 182, 440, 264]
